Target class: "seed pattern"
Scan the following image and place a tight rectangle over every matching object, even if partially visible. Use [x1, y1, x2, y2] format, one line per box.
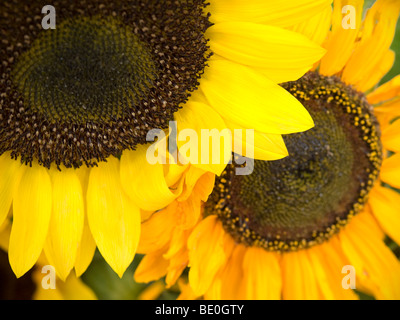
[0, 0, 211, 168]
[205, 72, 382, 252]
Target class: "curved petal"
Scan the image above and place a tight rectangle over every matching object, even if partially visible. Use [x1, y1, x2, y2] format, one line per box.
[319, 0, 364, 76]
[0, 153, 24, 227]
[87, 157, 141, 277]
[306, 240, 358, 299]
[226, 119, 288, 161]
[289, 4, 332, 46]
[369, 185, 400, 246]
[208, 0, 333, 27]
[9, 164, 52, 277]
[281, 250, 320, 299]
[74, 166, 96, 277]
[207, 22, 326, 83]
[44, 167, 84, 281]
[120, 147, 179, 211]
[134, 249, 169, 283]
[200, 59, 314, 135]
[175, 101, 232, 176]
[187, 215, 229, 296]
[380, 153, 400, 189]
[243, 247, 282, 299]
[339, 212, 400, 299]
[368, 74, 400, 104]
[381, 118, 400, 152]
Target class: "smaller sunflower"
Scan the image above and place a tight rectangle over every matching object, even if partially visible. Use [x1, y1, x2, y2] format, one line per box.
[134, 0, 400, 300]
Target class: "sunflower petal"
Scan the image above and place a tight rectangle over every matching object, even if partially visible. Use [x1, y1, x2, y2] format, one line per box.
[175, 101, 231, 176]
[342, 2, 400, 87]
[87, 157, 141, 278]
[120, 147, 178, 211]
[74, 166, 97, 277]
[281, 250, 321, 299]
[0, 153, 23, 227]
[208, 0, 333, 27]
[187, 215, 228, 296]
[339, 212, 400, 299]
[356, 50, 395, 93]
[226, 119, 288, 161]
[369, 185, 400, 246]
[207, 22, 326, 83]
[368, 75, 400, 104]
[289, 4, 332, 46]
[307, 240, 358, 299]
[9, 164, 52, 277]
[200, 59, 314, 135]
[43, 168, 84, 281]
[319, 0, 364, 76]
[380, 153, 400, 189]
[381, 118, 400, 152]
[243, 247, 282, 299]
[134, 249, 169, 283]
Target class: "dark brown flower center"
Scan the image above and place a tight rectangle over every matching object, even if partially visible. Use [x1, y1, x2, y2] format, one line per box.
[205, 72, 382, 251]
[0, 0, 211, 169]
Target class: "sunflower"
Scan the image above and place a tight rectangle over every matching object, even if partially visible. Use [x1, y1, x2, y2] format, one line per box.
[134, 0, 400, 299]
[0, 0, 329, 280]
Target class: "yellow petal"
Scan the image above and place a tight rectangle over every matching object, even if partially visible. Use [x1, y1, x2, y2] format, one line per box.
[137, 204, 177, 254]
[339, 212, 400, 299]
[200, 59, 314, 135]
[380, 153, 400, 189]
[368, 74, 400, 104]
[319, 0, 364, 76]
[9, 164, 52, 277]
[175, 101, 231, 176]
[243, 247, 282, 299]
[164, 229, 191, 287]
[74, 166, 96, 277]
[369, 185, 400, 246]
[137, 281, 165, 300]
[120, 147, 179, 211]
[207, 22, 326, 83]
[74, 218, 96, 277]
[87, 157, 141, 278]
[289, 4, 332, 46]
[0, 153, 24, 227]
[208, 0, 333, 27]
[281, 250, 321, 299]
[356, 50, 395, 93]
[226, 119, 288, 161]
[134, 249, 169, 283]
[187, 215, 228, 296]
[219, 244, 247, 300]
[342, 3, 400, 87]
[374, 97, 400, 118]
[381, 118, 400, 152]
[306, 240, 358, 299]
[44, 167, 84, 281]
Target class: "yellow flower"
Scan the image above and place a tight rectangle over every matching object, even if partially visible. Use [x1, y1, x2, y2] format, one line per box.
[0, 0, 327, 280]
[134, 0, 400, 299]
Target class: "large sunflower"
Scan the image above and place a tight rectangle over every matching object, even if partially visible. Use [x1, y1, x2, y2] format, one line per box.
[0, 0, 328, 280]
[134, 0, 400, 299]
